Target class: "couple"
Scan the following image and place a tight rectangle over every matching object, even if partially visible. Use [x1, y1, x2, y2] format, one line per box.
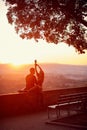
[19, 60, 44, 93]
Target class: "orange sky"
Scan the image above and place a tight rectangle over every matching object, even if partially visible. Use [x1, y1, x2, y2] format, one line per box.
[0, 1, 87, 66]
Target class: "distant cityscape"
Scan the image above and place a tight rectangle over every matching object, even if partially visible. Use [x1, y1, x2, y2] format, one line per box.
[0, 63, 87, 94]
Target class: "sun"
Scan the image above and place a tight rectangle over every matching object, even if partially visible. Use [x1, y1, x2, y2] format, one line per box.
[10, 63, 22, 68]
[11, 62, 23, 66]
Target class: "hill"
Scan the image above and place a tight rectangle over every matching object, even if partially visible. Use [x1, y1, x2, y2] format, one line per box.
[0, 63, 87, 94]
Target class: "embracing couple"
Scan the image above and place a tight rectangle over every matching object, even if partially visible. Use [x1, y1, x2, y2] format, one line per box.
[19, 60, 44, 93]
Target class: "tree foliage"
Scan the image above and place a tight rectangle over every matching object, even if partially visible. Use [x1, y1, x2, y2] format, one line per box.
[5, 0, 87, 53]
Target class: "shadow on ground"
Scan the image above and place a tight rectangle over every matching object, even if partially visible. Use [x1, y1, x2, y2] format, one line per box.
[46, 112, 87, 130]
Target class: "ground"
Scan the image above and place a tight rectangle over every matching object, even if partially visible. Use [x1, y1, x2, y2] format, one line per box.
[0, 110, 86, 130]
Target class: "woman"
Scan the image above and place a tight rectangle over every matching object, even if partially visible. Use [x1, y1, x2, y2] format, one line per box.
[35, 60, 44, 89]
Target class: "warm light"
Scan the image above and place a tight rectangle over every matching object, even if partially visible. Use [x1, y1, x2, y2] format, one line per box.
[11, 62, 24, 66]
[0, 1, 87, 66]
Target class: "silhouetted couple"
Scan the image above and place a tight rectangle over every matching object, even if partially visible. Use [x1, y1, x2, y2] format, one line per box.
[19, 60, 44, 94]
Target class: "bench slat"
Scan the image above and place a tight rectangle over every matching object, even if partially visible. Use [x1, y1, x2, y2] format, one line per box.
[47, 92, 87, 119]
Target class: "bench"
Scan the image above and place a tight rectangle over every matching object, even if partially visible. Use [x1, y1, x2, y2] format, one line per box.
[47, 92, 87, 119]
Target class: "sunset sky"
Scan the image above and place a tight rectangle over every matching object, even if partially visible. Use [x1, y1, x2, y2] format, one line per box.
[0, 1, 87, 66]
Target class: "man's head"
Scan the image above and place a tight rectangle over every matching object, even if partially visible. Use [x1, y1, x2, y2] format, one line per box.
[30, 67, 35, 74]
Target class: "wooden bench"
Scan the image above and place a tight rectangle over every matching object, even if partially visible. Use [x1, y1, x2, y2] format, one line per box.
[47, 92, 87, 119]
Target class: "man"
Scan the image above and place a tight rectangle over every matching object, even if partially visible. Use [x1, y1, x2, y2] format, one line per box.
[25, 67, 38, 91]
[18, 67, 38, 92]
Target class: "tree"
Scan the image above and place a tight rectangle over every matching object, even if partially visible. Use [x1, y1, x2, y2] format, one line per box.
[5, 0, 87, 53]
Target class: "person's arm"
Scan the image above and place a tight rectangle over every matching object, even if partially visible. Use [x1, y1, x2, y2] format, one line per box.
[35, 64, 44, 77]
[34, 60, 44, 84]
[34, 60, 40, 76]
[34, 60, 38, 75]
[37, 64, 44, 72]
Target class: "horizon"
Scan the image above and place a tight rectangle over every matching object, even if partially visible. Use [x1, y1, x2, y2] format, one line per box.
[0, 63, 87, 69]
[0, 62, 87, 66]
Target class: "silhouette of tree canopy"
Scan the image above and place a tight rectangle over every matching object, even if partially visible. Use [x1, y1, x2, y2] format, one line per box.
[5, 0, 87, 53]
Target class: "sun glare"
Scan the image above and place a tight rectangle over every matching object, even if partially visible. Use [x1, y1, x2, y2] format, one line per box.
[11, 62, 24, 66]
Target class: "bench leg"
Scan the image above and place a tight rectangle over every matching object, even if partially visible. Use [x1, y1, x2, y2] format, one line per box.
[47, 107, 60, 120]
[56, 108, 59, 119]
[47, 108, 50, 119]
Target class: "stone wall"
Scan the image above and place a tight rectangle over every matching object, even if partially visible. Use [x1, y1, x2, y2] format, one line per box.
[0, 87, 87, 117]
